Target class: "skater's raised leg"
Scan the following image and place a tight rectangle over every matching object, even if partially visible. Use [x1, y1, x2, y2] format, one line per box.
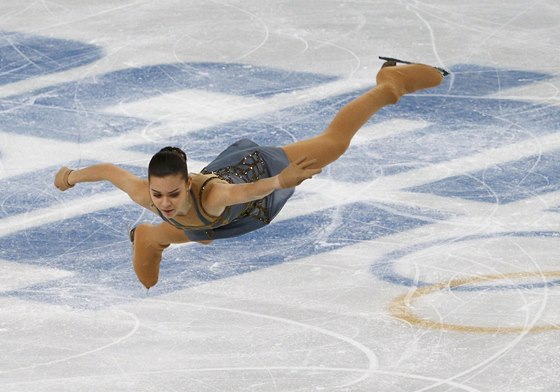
[282, 62, 444, 169]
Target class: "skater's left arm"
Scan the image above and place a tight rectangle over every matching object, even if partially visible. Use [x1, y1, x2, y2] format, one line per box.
[203, 157, 321, 213]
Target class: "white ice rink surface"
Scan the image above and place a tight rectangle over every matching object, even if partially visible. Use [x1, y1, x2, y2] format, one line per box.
[1, 1, 560, 391]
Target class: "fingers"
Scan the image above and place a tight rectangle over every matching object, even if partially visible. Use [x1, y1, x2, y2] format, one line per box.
[296, 169, 321, 186]
[309, 167, 322, 176]
[279, 157, 322, 188]
[294, 156, 319, 169]
[305, 167, 322, 180]
[292, 156, 322, 177]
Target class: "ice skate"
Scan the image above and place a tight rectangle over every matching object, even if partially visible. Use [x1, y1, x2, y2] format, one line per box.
[379, 56, 449, 76]
[129, 226, 136, 244]
[375, 56, 446, 103]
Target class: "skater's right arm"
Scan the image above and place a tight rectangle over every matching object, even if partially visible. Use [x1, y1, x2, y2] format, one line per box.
[54, 164, 151, 208]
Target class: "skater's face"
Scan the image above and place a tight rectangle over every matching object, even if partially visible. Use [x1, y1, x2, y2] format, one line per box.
[149, 174, 191, 217]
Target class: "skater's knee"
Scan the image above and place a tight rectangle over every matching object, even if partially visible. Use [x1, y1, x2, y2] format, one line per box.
[319, 136, 350, 162]
[133, 259, 160, 289]
[132, 224, 165, 289]
[334, 139, 350, 156]
[139, 274, 158, 289]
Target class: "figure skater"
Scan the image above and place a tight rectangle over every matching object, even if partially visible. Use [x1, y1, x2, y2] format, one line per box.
[54, 58, 446, 289]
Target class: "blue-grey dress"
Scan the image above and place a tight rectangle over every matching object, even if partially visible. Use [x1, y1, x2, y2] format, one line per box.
[155, 139, 294, 240]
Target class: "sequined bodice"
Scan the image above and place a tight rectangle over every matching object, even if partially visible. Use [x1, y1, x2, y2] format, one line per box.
[156, 150, 272, 232]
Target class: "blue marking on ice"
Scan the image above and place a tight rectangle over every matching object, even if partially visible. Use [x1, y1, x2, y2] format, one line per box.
[372, 231, 560, 291]
[1, 202, 431, 308]
[408, 151, 560, 204]
[3, 32, 560, 307]
[0, 163, 145, 218]
[0, 31, 102, 85]
[0, 62, 337, 142]
[130, 65, 558, 181]
[25, 62, 338, 109]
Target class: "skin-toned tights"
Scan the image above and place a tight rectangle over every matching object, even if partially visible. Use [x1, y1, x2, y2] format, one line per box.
[133, 63, 444, 289]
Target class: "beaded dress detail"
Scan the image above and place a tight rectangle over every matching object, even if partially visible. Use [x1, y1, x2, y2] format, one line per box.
[202, 150, 271, 225]
[157, 139, 294, 241]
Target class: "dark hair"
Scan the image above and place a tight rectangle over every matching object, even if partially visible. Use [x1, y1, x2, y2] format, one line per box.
[148, 146, 189, 180]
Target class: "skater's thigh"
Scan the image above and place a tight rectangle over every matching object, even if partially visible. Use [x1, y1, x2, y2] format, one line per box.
[141, 221, 191, 245]
[282, 137, 346, 169]
[156, 222, 213, 245]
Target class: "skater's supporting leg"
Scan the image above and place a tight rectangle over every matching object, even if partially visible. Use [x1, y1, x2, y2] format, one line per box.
[132, 222, 190, 289]
[282, 63, 443, 169]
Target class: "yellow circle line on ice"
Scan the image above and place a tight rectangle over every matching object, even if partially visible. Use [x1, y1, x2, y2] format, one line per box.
[388, 271, 560, 334]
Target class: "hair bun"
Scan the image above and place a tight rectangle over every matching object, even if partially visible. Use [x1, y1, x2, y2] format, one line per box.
[149, 147, 189, 180]
[159, 146, 187, 161]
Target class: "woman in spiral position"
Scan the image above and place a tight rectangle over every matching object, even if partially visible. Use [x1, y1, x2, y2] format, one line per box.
[55, 60, 445, 289]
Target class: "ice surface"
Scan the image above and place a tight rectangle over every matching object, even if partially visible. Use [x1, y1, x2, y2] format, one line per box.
[1, 1, 559, 391]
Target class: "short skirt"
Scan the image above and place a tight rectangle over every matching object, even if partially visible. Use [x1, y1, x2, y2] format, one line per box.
[183, 139, 294, 241]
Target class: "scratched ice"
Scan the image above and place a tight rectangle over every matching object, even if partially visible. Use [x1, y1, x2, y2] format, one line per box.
[1, 1, 559, 391]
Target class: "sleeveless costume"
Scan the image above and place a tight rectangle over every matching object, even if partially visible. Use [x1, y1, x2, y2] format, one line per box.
[155, 139, 294, 241]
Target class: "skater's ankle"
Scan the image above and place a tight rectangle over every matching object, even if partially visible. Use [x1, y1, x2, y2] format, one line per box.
[377, 64, 443, 96]
[373, 83, 402, 105]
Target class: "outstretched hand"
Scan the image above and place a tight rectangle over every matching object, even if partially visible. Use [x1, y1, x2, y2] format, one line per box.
[278, 157, 322, 189]
[54, 166, 75, 191]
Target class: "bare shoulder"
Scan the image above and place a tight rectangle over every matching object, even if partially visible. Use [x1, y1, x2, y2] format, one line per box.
[129, 178, 152, 209]
[191, 173, 230, 216]
[192, 173, 229, 198]
[190, 172, 227, 188]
